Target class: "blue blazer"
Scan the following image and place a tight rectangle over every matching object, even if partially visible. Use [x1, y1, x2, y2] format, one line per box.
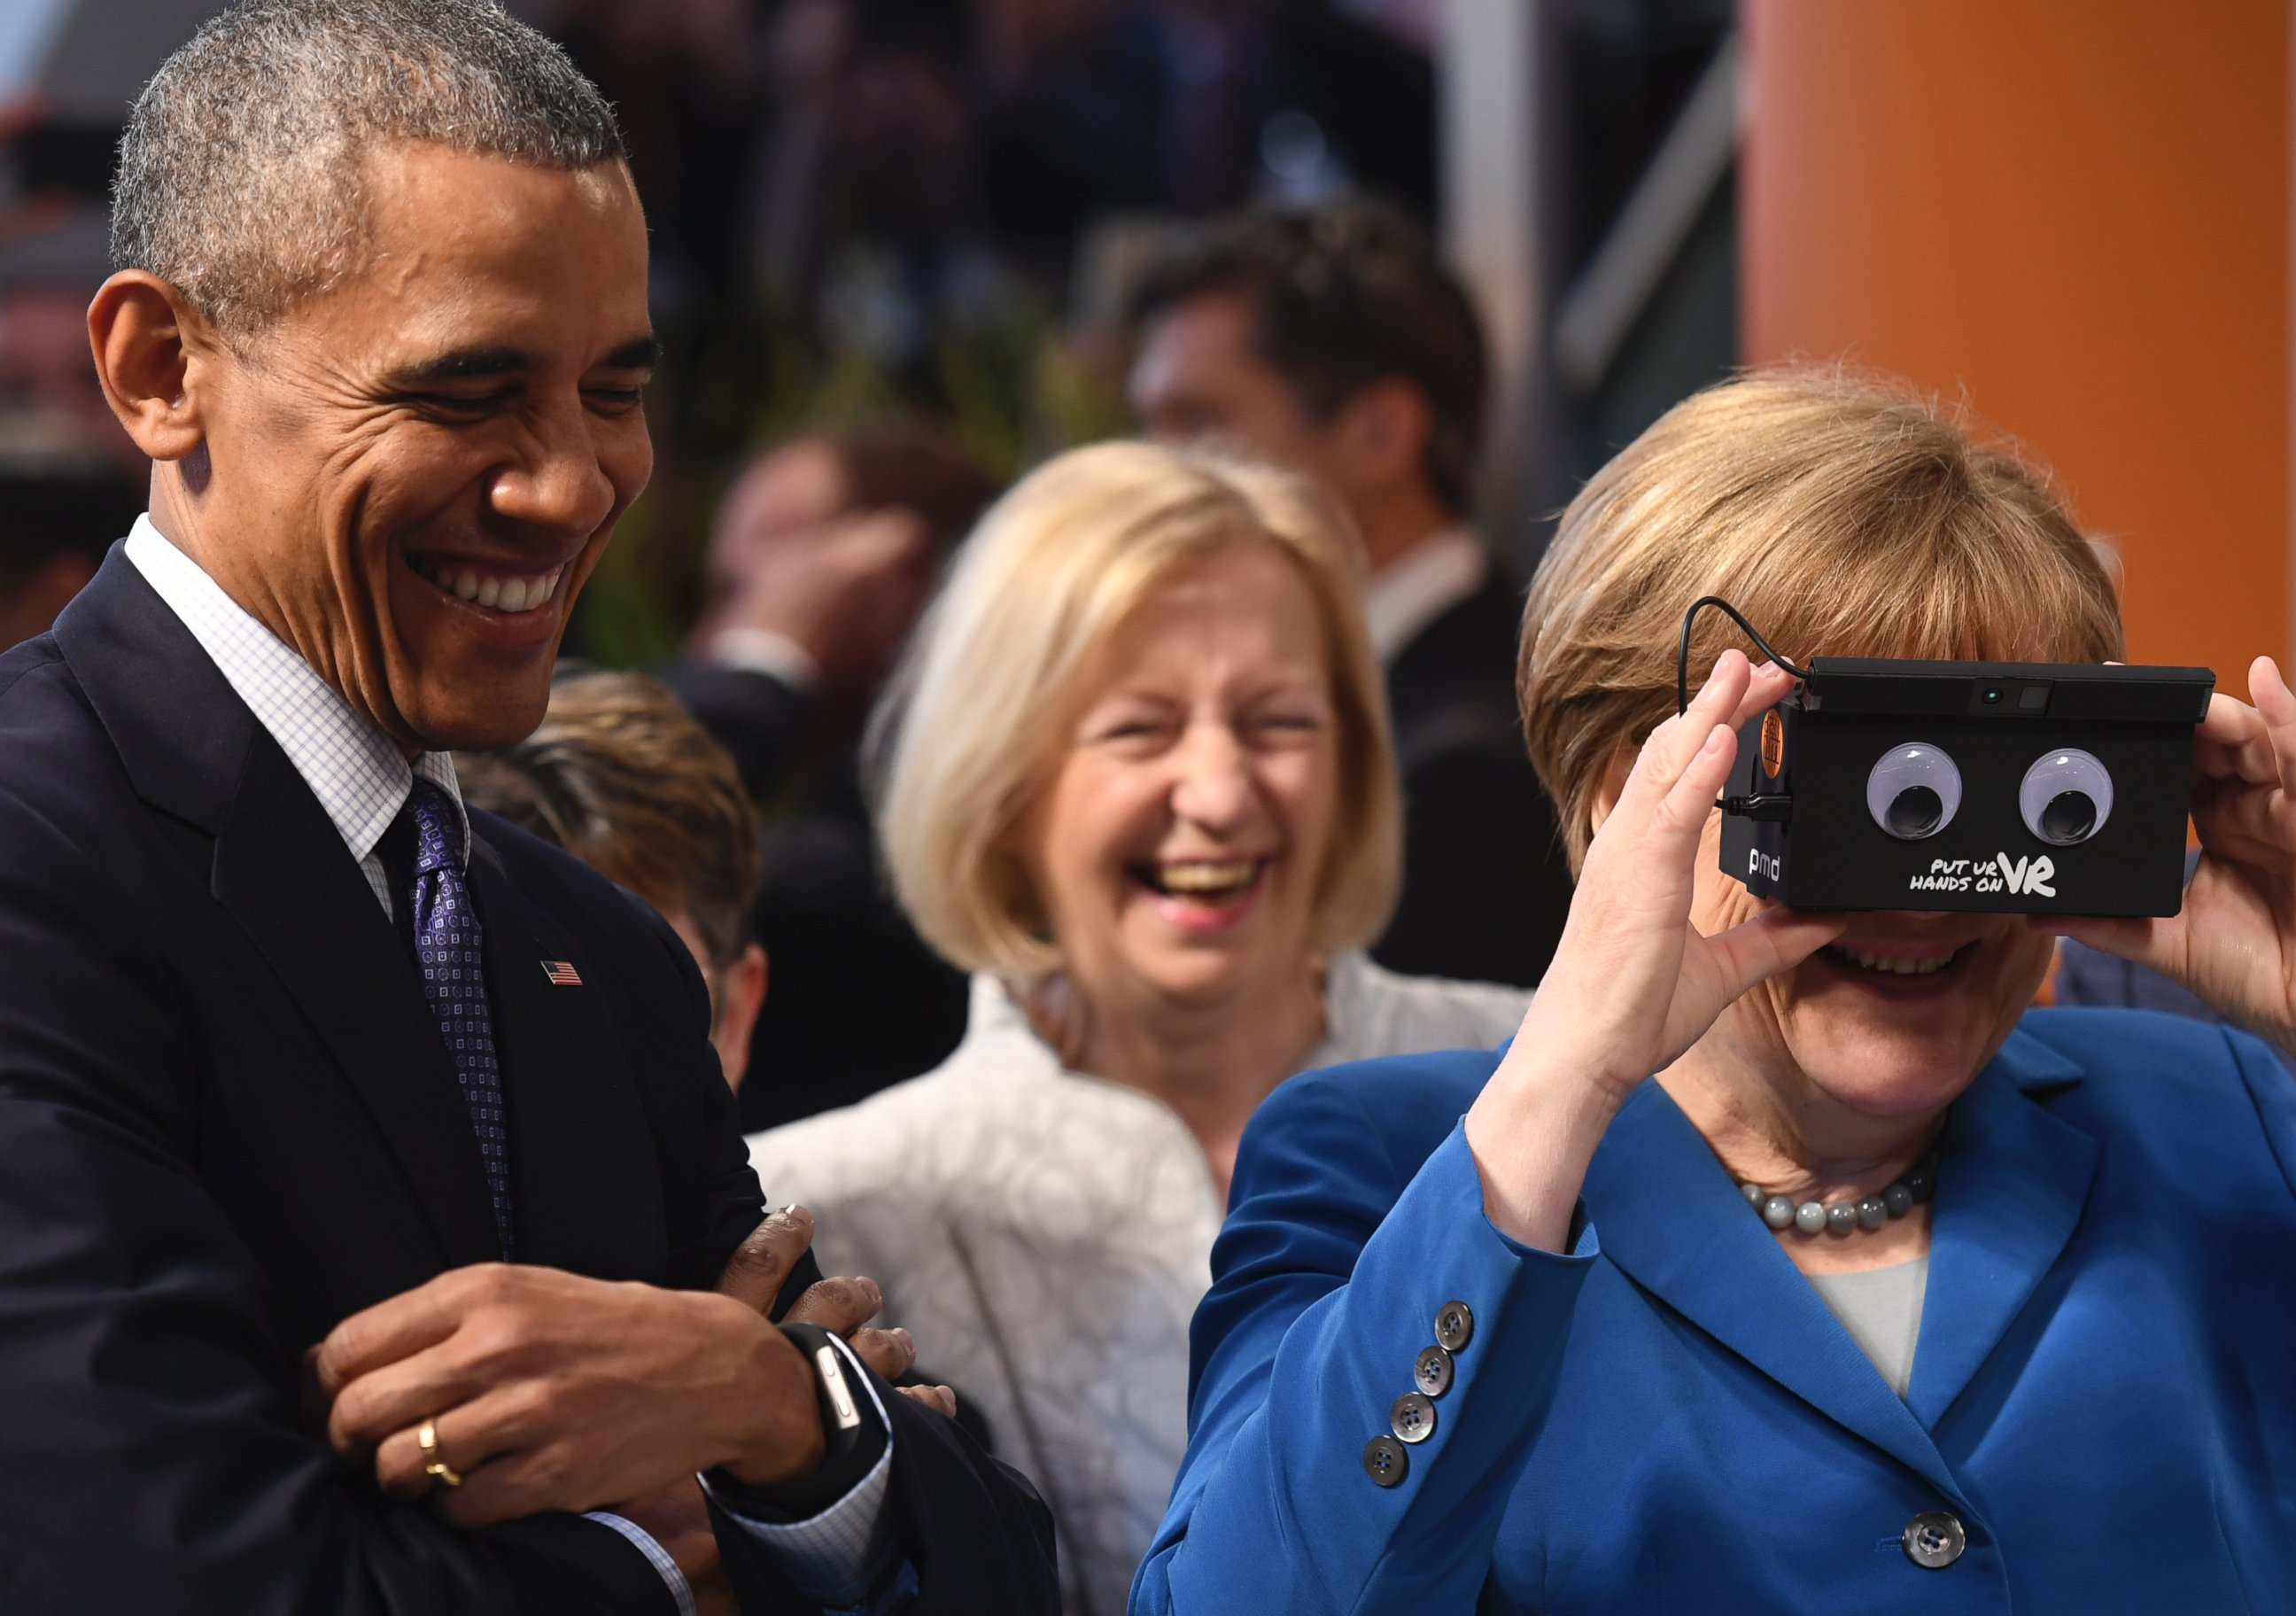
[1132, 1009, 2296, 1613]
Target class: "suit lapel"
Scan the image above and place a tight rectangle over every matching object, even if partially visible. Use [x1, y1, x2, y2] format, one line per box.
[210, 740, 503, 1267]
[1586, 1081, 1966, 1502]
[1905, 1034, 2098, 1428]
[57, 551, 500, 1270]
[469, 836, 664, 1279]
[50, 548, 244, 834]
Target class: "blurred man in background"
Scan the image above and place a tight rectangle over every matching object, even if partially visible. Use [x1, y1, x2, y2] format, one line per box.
[664, 418, 1000, 1128]
[0, 214, 138, 470]
[1127, 200, 1571, 987]
[0, 411, 143, 651]
[458, 671, 770, 1093]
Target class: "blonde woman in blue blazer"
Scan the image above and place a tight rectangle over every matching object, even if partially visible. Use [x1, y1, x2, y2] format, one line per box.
[1132, 373, 2296, 1613]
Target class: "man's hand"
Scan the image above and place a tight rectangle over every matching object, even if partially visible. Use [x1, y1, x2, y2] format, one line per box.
[718, 1205, 956, 1417]
[319, 1207, 950, 1531]
[696, 509, 929, 691]
[317, 1264, 826, 1528]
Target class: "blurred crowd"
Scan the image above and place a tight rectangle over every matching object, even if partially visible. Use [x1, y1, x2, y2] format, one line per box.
[510, 0, 1443, 664]
[1, 0, 1444, 642]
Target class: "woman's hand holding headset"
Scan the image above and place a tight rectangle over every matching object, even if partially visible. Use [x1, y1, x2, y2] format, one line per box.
[2046, 655, 2296, 1058]
[1465, 651, 1846, 1250]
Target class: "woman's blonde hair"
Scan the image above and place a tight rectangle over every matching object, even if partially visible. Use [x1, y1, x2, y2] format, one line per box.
[1520, 369, 2125, 871]
[875, 439, 1401, 981]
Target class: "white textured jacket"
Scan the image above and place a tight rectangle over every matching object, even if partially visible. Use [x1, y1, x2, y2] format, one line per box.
[748, 953, 1531, 1616]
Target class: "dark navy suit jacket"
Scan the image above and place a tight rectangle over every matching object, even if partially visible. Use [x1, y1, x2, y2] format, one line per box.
[1373, 568, 1573, 990]
[1135, 1009, 2296, 1612]
[0, 554, 1056, 1615]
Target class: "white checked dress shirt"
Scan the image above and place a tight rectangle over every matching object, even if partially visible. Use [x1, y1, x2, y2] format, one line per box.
[125, 517, 900, 1616]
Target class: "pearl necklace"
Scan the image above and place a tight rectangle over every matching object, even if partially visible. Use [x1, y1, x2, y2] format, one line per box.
[1739, 1153, 1938, 1238]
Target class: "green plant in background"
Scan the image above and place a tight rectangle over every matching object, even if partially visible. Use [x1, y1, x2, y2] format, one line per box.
[570, 279, 1127, 672]
[573, 489, 686, 671]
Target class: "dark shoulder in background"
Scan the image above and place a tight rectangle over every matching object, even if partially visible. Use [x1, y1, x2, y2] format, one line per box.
[1374, 565, 1572, 990]
[0, 415, 144, 655]
[749, 750, 971, 1132]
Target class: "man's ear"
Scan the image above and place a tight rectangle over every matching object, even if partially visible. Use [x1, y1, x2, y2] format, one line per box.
[1330, 378, 1431, 495]
[87, 270, 222, 463]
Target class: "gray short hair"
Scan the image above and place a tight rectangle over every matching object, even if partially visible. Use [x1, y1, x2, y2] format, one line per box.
[112, 0, 625, 338]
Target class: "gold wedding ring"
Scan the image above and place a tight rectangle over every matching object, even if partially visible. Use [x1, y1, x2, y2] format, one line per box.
[416, 1418, 462, 1488]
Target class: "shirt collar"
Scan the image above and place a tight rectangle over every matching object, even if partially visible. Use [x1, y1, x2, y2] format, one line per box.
[122, 514, 469, 867]
[1361, 526, 1487, 664]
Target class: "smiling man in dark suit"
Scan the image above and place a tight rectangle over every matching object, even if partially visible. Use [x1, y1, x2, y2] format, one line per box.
[1129, 201, 1572, 989]
[0, 4, 1055, 1612]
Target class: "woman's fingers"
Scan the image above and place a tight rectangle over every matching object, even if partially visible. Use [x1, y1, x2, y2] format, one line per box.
[2247, 656, 2296, 794]
[2044, 914, 2196, 1014]
[1652, 722, 1737, 844]
[1697, 905, 1848, 1007]
[2189, 664, 2296, 880]
[2196, 691, 2275, 785]
[1608, 653, 1753, 835]
[2194, 776, 2296, 863]
[2033, 909, 2166, 959]
[1727, 661, 1796, 731]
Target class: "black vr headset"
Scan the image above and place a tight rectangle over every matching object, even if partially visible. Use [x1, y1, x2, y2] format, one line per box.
[1683, 599, 2217, 916]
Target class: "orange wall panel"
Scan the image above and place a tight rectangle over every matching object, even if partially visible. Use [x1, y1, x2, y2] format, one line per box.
[1741, 0, 2290, 685]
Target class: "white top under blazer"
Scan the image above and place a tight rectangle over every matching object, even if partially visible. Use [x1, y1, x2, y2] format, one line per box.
[748, 953, 1532, 1616]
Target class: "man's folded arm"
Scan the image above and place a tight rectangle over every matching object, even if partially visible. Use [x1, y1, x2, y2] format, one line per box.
[658, 905, 1059, 1614]
[704, 1348, 1060, 1616]
[0, 812, 679, 1615]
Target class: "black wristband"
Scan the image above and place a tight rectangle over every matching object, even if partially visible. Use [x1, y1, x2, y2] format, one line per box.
[705, 1324, 888, 1521]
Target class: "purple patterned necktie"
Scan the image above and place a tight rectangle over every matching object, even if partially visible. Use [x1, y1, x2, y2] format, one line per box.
[385, 779, 515, 1258]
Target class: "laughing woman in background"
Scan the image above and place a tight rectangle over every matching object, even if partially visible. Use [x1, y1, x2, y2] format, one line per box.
[749, 442, 1531, 1615]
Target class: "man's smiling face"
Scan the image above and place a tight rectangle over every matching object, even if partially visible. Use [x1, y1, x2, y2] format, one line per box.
[186, 142, 656, 752]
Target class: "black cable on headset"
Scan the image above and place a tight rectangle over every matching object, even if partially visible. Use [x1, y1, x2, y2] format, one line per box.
[1676, 596, 1813, 716]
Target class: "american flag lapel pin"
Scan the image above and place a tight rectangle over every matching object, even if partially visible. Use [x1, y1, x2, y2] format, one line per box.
[539, 960, 584, 987]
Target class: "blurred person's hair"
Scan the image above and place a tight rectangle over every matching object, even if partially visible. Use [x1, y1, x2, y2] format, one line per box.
[1128, 198, 1488, 516]
[111, 0, 624, 341]
[873, 439, 1401, 983]
[811, 418, 1001, 555]
[456, 672, 761, 971]
[1519, 369, 2125, 873]
[0, 414, 145, 588]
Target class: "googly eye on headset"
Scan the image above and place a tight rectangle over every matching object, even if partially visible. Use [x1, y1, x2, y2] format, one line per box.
[2020, 748, 2114, 846]
[1866, 744, 1961, 841]
[1675, 597, 2214, 915]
